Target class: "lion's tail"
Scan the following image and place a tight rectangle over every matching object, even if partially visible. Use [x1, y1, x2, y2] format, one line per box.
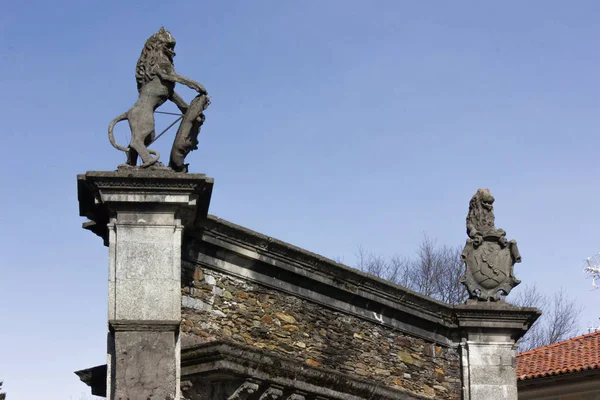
[108, 112, 129, 152]
[140, 148, 160, 168]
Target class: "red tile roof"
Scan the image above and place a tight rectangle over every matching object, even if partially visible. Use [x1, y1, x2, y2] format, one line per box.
[517, 330, 600, 381]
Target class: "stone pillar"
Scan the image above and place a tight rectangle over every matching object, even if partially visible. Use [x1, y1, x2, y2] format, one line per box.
[78, 170, 213, 400]
[454, 301, 540, 400]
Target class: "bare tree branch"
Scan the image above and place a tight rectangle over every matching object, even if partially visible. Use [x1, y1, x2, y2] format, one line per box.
[510, 285, 583, 352]
[387, 255, 411, 287]
[332, 255, 345, 264]
[355, 246, 389, 278]
[435, 245, 467, 304]
[353, 235, 468, 304]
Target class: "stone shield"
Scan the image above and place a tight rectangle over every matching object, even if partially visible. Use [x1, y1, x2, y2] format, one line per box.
[461, 239, 521, 301]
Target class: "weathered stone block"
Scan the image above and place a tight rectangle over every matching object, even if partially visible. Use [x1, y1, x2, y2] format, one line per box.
[112, 330, 177, 400]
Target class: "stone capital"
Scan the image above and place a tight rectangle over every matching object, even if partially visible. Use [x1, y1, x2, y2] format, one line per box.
[77, 170, 213, 245]
[454, 301, 540, 342]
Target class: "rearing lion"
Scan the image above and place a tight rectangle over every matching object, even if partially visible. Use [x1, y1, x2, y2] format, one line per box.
[108, 27, 207, 168]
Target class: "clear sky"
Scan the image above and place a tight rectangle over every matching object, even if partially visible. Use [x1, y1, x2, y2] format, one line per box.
[2, 1, 600, 398]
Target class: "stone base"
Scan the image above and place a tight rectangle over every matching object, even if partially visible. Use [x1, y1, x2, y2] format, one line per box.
[109, 322, 179, 400]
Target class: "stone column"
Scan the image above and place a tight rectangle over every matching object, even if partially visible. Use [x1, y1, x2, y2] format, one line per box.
[454, 301, 540, 400]
[78, 170, 213, 400]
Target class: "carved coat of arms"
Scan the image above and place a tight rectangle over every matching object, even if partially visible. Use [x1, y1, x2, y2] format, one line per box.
[460, 189, 522, 301]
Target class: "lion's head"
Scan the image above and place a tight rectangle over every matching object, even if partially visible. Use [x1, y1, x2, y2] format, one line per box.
[135, 27, 177, 91]
[466, 188, 496, 236]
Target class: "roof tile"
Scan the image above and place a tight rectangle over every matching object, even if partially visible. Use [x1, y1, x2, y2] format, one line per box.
[516, 330, 600, 381]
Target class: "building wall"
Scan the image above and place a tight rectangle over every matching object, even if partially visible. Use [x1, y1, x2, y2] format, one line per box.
[518, 374, 600, 400]
[520, 390, 600, 399]
[180, 263, 462, 399]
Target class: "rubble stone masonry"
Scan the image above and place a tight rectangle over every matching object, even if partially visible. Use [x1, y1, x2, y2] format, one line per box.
[181, 263, 461, 399]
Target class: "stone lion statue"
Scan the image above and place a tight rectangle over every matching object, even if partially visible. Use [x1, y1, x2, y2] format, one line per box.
[108, 27, 207, 168]
[466, 188, 507, 247]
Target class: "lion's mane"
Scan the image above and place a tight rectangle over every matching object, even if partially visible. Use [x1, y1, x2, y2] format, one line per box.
[466, 188, 496, 236]
[135, 27, 175, 92]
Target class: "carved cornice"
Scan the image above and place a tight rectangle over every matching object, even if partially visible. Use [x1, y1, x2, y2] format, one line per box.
[78, 171, 213, 200]
[182, 341, 429, 400]
[454, 301, 541, 338]
[77, 170, 213, 245]
[257, 385, 284, 400]
[227, 380, 260, 400]
[74, 365, 107, 397]
[195, 216, 455, 323]
[88, 173, 212, 191]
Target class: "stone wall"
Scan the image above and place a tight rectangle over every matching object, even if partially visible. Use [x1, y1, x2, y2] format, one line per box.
[180, 263, 461, 399]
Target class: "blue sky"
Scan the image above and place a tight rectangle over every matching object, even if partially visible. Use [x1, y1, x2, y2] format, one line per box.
[2, 1, 600, 398]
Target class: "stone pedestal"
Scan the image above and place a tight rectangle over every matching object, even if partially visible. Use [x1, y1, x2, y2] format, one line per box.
[455, 301, 540, 400]
[78, 170, 213, 400]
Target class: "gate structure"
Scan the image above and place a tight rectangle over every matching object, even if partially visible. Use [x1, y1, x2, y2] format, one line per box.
[76, 171, 540, 400]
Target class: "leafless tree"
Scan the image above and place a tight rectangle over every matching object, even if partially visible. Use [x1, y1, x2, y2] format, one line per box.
[0, 381, 5, 400]
[355, 246, 389, 279]
[351, 236, 584, 352]
[409, 235, 443, 297]
[353, 235, 469, 304]
[434, 245, 466, 304]
[511, 285, 583, 352]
